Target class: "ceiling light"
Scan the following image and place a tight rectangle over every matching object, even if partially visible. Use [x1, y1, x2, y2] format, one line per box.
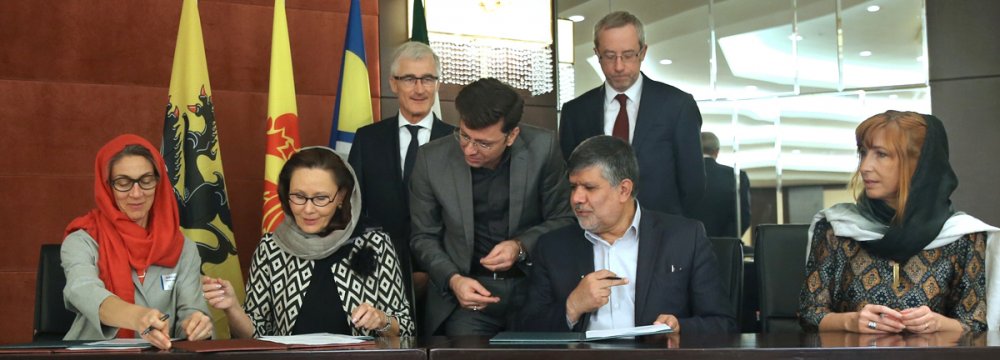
[859, 50, 872, 57]
[659, 59, 673, 65]
[567, 15, 585, 22]
[744, 85, 758, 91]
[888, 94, 899, 99]
[867, 5, 881, 12]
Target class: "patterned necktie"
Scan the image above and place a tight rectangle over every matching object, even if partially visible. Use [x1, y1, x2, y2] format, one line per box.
[403, 125, 421, 184]
[613, 94, 629, 142]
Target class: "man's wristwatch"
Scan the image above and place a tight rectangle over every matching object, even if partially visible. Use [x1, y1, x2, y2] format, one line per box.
[516, 242, 527, 262]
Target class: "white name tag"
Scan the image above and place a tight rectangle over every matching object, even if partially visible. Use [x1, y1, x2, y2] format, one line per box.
[161, 273, 178, 291]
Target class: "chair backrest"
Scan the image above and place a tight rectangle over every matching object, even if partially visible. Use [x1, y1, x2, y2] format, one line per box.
[754, 224, 810, 333]
[34, 244, 75, 341]
[709, 237, 744, 329]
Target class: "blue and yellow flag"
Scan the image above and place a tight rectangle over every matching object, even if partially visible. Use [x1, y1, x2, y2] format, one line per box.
[161, 0, 244, 339]
[329, 0, 373, 153]
[262, 0, 301, 234]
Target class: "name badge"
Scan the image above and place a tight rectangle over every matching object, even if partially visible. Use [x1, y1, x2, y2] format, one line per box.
[161, 273, 178, 291]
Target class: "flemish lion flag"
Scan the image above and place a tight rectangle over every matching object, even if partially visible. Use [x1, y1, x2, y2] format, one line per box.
[262, 0, 301, 234]
[329, 0, 373, 152]
[161, 0, 244, 339]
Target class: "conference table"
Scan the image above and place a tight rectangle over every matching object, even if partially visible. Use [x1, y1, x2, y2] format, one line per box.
[3, 332, 999, 359]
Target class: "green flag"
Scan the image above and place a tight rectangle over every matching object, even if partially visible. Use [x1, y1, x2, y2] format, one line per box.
[411, 0, 428, 43]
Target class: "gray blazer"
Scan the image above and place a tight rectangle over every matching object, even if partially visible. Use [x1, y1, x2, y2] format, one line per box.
[61, 230, 210, 340]
[409, 124, 574, 334]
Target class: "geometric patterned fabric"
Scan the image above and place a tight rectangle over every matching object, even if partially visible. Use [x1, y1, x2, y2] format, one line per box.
[243, 230, 413, 336]
[799, 219, 987, 332]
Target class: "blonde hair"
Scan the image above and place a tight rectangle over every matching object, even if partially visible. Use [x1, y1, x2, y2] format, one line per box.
[851, 110, 927, 224]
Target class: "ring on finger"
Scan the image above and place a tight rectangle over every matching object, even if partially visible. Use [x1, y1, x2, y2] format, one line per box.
[867, 320, 878, 330]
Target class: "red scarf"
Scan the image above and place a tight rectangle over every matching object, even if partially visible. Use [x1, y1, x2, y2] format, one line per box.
[64, 134, 183, 338]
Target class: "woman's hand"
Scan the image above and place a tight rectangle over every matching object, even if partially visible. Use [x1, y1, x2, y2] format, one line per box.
[351, 302, 389, 332]
[854, 304, 905, 333]
[202, 276, 237, 311]
[135, 308, 171, 350]
[899, 305, 963, 333]
[180, 311, 213, 341]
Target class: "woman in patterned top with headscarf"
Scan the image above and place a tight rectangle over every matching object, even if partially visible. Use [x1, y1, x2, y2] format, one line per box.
[799, 111, 999, 333]
[202, 147, 413, 337]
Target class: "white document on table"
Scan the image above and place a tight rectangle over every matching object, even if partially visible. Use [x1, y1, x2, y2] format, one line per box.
[260, 332, 370, 346]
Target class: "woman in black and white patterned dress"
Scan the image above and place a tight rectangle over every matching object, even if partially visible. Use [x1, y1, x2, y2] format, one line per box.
[203, 146, 413, 337]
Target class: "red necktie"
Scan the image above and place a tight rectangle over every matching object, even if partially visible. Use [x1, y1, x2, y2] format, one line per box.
[613, 94, 629, 142]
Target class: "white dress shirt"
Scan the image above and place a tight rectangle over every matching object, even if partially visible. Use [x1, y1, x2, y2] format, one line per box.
[398, 112, 435, 173]
[583, 204, 642, 331]
[602, 76, 643, 143]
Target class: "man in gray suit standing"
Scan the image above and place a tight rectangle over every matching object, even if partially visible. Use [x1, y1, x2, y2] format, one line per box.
[409, 78, 574, 336]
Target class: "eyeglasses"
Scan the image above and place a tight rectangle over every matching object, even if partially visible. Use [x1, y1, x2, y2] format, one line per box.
[454, 129, 508, 151]
[288, 193, 335, 207]
[110, 174, 158, 192]
[393, 75, 439, 88]
[597, 49, 643, 63]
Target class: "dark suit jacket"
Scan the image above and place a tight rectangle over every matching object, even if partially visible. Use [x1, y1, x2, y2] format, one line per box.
[520, 207, 737, 334]
[409, 125, 575, 335]
[559, 73, 705, 216]
[689, 158, 751, 238]
[347, 115, 454, 309]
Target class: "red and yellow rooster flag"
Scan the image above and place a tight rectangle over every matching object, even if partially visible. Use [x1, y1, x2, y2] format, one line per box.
[262, 0, 301, 234]
[161, 0, 244, 339]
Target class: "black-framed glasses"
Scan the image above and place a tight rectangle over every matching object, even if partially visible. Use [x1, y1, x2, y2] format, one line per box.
[288, 193, 335, 207]
[454, 129, 508, 151]
[393, 75, 439, 88]
[597, 49, 643, 63]
[110, 174, 158, 192]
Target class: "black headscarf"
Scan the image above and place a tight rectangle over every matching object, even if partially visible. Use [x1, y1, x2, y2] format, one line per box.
[857, 114, 957, 263]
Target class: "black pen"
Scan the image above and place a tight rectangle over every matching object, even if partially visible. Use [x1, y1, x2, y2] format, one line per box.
[602, 276, 623, 281]
[140, 313, 170, 336]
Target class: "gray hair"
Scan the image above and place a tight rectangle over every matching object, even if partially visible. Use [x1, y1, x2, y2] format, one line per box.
[593, 11, 646, 49]
[567, 136, 639, 199]
[701, 132, 720, 155]
[390, 41, 441, 77]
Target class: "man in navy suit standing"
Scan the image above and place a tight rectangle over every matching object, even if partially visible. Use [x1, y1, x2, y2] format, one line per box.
[348, 42, 455, 332]
[520, 136, 735, 334]
[559, 11, 705, 216]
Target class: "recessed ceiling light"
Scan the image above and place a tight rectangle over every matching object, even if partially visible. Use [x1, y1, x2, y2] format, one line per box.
[567, 15, 585, 22]
[859, 50, 873, 57]
[888, 94, 899, 99]
[659, 59, 673, 65]
[867, 5, 881, 12]
[744, 85, 758, 91]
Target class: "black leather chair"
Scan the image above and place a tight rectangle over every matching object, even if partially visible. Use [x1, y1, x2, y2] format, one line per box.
[34, 244, 75, 341]
[709, 237, 744, 330]
[754, 224, 810, 333]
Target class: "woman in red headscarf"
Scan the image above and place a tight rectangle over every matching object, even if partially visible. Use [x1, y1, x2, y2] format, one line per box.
[61, 134, 212, 349]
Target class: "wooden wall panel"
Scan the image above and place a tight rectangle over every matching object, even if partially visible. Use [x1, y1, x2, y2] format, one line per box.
[0, 0, 380, 343]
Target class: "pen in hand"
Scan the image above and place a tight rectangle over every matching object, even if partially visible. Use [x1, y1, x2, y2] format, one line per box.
[140, 313, 170, 336]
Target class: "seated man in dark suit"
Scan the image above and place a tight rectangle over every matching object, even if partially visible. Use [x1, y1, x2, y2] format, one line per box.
[521, 136, 736, 334]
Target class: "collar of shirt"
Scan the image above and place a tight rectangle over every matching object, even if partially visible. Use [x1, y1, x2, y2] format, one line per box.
[603, 74, 644, 108]
[397, 112, 434, 129]
[584, 201, 642, 246]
